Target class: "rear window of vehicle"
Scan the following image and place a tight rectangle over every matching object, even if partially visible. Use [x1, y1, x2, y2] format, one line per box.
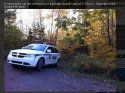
[52, 47, 59, 53]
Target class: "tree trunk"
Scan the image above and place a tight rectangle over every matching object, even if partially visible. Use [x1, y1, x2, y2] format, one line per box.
[39, 9, 42, 42]
[48, 30, 50, 42]
[33, 11, 35, 43]
[107, 9, 111, 46]
[50, 9, 54, 43]
[111, 9, 113, 47]
[54, 11, 60, 46]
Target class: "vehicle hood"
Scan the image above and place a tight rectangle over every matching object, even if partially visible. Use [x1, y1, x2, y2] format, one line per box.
[10, 49, 44, 54]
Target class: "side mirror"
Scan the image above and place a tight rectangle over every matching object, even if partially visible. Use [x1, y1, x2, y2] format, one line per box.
[47, 49, 51, 53]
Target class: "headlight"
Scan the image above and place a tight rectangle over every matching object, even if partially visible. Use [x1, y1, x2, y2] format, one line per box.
[26, 54, 35, 58]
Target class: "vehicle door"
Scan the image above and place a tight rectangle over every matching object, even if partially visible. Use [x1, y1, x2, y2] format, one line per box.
[45, 47, 53, 64]
[51, 47, 60, 63]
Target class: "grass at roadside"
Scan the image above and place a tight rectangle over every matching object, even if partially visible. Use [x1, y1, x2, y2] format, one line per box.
[55, 54, 116, 87]
[55, 65, 116, 85]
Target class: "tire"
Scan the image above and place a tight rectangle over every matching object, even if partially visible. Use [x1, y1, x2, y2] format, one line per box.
[55, 59, 60, 67]
[12, 64, 17, 68]
[36, 58, 43, 71]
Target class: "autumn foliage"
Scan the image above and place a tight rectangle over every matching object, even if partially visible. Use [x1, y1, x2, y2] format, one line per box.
[54, 9, 116, 79]
[4, 9, 116, 79]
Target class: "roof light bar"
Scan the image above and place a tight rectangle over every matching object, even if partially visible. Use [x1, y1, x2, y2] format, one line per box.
[37, 42, 53, 45]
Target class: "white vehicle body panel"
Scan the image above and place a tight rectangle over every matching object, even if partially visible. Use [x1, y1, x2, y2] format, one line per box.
[7, 44, 61, 68]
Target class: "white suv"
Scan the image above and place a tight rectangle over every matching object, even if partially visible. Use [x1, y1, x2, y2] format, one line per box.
[7, 44, 61, 71]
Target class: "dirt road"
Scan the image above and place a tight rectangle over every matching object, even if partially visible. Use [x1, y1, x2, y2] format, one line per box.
[4, 61, 116, 92]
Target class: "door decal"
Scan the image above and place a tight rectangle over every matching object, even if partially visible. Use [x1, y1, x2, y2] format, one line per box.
[52, 56, 57, 59]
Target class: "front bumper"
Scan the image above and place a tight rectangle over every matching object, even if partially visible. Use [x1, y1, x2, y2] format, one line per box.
[7, 55, 37, 67]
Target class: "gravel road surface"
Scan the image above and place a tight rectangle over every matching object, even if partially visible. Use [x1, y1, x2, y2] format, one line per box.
[4, 61, 116, 92]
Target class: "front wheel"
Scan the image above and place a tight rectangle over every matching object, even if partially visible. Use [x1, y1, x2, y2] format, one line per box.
[55, 59, 60, 67]
[35, 58, 43, 71]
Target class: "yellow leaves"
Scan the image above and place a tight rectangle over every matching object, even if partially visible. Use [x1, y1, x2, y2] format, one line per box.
[105, 47, 115, 62]
[83, 16, 116, 62]
[72, 43, 80, 49]
[57, 28, 78, 47]
[56, 9, 116, 64]
[86, 34, 116, 62]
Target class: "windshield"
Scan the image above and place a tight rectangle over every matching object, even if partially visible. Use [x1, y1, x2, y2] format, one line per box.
[23, 44, 47, 51]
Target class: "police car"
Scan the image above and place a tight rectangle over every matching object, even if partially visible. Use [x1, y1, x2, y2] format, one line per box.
[7, 42, 61, 71]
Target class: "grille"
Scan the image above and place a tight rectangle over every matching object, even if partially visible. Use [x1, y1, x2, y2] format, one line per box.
[18, 55, 25, 58]
[11, 60, 22, 64]
[12, 52, 26, 58]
